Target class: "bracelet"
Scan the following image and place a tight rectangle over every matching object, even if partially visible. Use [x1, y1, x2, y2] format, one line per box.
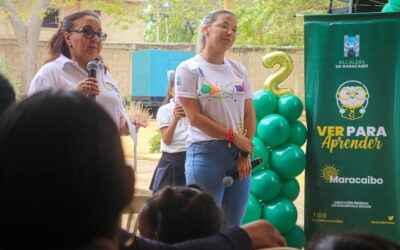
[227, 129, 234, 143]
[240, 151, 249, 158]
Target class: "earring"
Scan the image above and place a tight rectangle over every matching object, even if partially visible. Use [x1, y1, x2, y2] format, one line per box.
[68, 43, 72, 47]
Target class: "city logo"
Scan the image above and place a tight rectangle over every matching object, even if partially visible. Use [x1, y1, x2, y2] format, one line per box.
[321, 165, 339, 183]
[344, 35, 360, 57]
[336, 80, 369, 120]
[321, 164, 383, 185]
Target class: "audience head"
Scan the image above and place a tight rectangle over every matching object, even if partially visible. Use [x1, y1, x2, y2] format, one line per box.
[0, 90, 134, 248]
[0, 73, 16, 117]
[138, 184, 224, 243]
[307, 232, 400, 250]
[47, 10, 105, 64]
[197, 9, 236, 53]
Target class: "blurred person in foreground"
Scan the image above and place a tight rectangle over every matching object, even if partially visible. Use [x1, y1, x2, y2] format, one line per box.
[307, 232, 400, 250]
[0, 90, 286, 250]
[0, 73, 16, 117]
[138, 184, 223, 243]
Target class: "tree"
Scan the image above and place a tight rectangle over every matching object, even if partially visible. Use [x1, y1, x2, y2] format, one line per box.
[1, 0, 51, 94]
[0, 0, 140, 94]
[230, 0, 338, 46]
[141, 0, 346, 46]
[140, 0, 221, 43]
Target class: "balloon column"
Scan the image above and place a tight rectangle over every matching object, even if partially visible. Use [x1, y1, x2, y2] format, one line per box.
[242, 51, 306, 249]
[382, 0, 400, 12]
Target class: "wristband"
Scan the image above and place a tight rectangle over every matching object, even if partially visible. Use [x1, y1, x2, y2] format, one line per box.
[240, 150, 249, 158]
[227, 129, 234, 143]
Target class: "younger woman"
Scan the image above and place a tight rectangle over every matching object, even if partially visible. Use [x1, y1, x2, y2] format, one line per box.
[176, 9, 256, 226]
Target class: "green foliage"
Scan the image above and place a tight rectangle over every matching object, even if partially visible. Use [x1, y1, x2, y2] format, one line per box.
[0, 58, 23, 100]
[140, 0, 346, 46]
[141, 0, 221, 43]
[230, 0, 340, 46]
[80, 0, 141, 29]
[149, 130, 161, 153]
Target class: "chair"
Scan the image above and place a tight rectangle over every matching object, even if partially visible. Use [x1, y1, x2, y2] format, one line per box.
[120, 188, 152, 234]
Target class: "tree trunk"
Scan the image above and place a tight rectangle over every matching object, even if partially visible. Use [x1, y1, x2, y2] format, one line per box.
[1, 0, 50, 95]
[21, 42, 39, 95]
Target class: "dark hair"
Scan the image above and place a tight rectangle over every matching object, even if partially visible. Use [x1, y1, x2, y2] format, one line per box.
[0, 90, 134, 248]
[138, 184, 224, 243]
[46, 10, 100, 63]
[307, 232, 400, 250]
[162, 70, 175, 105]
[0, 73, 15, 117]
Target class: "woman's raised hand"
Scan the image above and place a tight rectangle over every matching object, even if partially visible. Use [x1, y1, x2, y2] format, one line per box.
[173, 104, 186, 121]
[76, 77, 100, 96]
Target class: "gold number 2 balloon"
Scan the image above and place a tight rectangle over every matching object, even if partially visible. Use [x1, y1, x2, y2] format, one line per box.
[262, 51, 294, 97]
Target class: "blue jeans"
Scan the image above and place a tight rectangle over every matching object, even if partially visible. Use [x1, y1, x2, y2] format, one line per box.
[185, 140, 251, 226]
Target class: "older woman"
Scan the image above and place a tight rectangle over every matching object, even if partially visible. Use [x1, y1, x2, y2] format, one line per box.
[29, 10, 136, 136]
[175, 9, 256, 226]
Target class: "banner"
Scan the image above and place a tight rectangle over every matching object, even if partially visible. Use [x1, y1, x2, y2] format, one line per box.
[304, 13, 400, 243]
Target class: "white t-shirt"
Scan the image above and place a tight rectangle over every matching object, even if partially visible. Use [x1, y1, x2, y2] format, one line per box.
[156, 99, 188, 153]
[29, 55, 125, 129]
[175, 55, 253, 146]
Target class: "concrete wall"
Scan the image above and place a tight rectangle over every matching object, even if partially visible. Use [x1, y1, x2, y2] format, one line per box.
[0, 1, 144, 43]
[0, 39, 305, 102]
[130, 43, 305, 101]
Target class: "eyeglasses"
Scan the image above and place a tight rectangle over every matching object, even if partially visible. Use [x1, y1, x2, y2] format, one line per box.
[211, 21, 238, 35]
[70, 27, 107, 42]
[338, 88, 367, 100]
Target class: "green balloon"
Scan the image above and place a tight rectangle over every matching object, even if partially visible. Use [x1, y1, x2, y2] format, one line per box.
[270, 143, 306, 180]
[382, 3, 396, 12]
[283, 225, 305, 249]
[288, 120, 307, 147]
[257, 114, 290, 148]
[201, 85, 211, 94]
[277, 94, 303, 123]
[280, 178, 300, 201]
[262, 197, 297, 234]
[251, 137, 269, 173]
[253, 90, 277, 119]
[251, 169, 282, 202]
[242, 193, 262, 225]
[389, 0, 400, 7]
[254, 116, 260, 138]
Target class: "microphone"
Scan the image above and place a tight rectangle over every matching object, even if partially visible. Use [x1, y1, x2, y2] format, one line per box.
[86, 60, 98, 100]
[222, 157, 263, 187]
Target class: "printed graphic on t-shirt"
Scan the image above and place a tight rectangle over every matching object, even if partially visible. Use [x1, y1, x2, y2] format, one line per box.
[197, 67, 246, 102]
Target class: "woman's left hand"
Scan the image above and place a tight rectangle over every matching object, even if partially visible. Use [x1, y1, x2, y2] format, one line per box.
[236, 154, 251, 180]
[120, 117, 144, 135]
